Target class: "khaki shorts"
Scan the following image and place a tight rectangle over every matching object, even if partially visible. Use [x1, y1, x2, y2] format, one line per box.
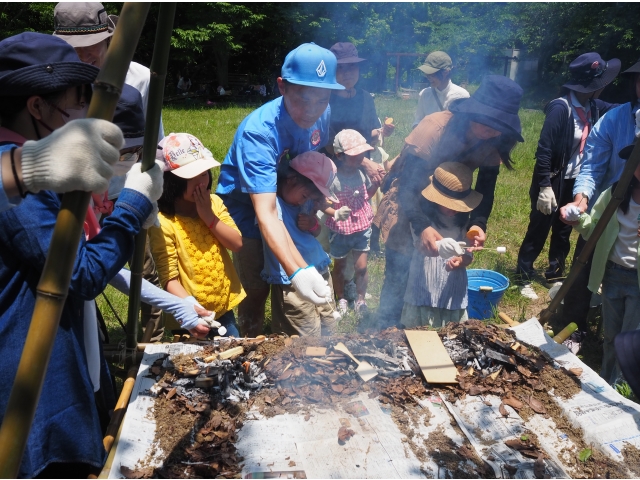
[232, 236, 269, 291]
[271, 271, 337, 337]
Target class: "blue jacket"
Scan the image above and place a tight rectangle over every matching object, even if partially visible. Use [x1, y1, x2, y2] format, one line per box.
[0, 184, 152, 477]
[574, 102, 638, 209]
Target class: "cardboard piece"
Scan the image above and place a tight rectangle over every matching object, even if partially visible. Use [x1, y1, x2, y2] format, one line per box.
[405, 330, 458, 384]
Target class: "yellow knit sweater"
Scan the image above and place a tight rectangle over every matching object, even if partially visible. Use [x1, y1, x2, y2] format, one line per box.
[149, 194, 245, 318]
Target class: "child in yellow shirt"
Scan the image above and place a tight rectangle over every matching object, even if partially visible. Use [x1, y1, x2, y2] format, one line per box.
[150, 133, 245, 336]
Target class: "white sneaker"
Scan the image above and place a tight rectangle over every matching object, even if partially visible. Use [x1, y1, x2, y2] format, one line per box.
[520, 284, 539, 300]
[338, 298, 349, 315]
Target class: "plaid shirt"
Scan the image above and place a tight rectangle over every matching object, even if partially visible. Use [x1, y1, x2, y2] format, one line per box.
[325, 173, 373, 235]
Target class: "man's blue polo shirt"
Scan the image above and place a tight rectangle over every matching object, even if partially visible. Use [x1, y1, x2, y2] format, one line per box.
[216, 96, 330, 238]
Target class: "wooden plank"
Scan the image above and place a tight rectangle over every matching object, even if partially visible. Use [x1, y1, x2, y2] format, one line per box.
[405, 331, 458, 384]
[306, 347, 328, 357]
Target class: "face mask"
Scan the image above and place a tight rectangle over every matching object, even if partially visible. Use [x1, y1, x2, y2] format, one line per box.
[62, 104, 88, 124]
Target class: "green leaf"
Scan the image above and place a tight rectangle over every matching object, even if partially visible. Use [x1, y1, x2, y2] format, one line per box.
[520, 434, 529, 442]
[578, 448, 592, 463]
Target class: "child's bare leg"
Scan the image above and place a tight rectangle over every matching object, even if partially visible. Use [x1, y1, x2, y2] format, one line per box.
[353, 251, 369, 303]
[332, 257, 347, 299]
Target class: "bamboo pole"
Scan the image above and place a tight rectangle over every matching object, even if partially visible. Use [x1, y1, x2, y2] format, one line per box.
[126, 3, 176, 358]
[103, 367, 138, 453]
[0, 4, 150, 477]
[540, 141, 640, 324]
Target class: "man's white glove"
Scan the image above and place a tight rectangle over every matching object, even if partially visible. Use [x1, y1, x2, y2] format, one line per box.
[290, 265, 331, 305]
[564, 205, 582, 222]
[124, 160, 164, 203]
[436, 238, 465, 259]
[537, 186, 557, 215]
[635, 109, 640, 138]
[334, 206, 352, 221]
[21, 118, 124, 194]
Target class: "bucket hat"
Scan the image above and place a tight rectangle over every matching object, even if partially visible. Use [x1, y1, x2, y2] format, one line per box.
[290, 151, 339, 202]
[157, 133, 220, 179]
[53, 2, 114, 48]
[421, 162, 483, 212]
[622, 56, 640, 75]
[330, 42, 366, 64]
[418, 51, 452, 75]
[562, 52, 620, 93]
[333, 129, 374, 157]
[281, 43, 344, 90]
[615, 330, 640, 398]
[449, 75, 524, 142]
[0, 32, 98, 97]
[113, 84, 144, 149]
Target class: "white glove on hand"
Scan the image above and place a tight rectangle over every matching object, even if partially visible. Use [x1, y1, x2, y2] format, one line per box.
[124, 160, 164, 203]
[334, 206, 352, 221]
[564, 205, 582, 222]
[290, 265, 331, 305]
[21, 118, 124, 194]
[182, 296, 226, 335]
[537, 186, 557, 215]
[436, 238, 465, 259]
[635, 109, 640, 138]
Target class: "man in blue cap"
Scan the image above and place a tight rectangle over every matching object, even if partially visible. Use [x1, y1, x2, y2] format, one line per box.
[216, 43, 344, 337]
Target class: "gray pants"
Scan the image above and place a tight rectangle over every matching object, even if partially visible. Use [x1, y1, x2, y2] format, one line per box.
[601, 262, 640, 385]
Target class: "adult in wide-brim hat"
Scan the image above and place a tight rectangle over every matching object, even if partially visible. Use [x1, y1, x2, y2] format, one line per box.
[53, 2, 114, 48]
[449, 75, 525, 142]
[0, 32, 98, 97]
[562, 52, 621, 94]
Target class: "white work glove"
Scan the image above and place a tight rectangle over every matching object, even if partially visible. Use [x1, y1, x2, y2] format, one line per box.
[536, 186, 557, 215]
[123, 160, 164, 203]
[290, 265, 331, 305]
[436, 238, 465, 259]
[182, 296, 226, 335]
[334, 206, 352, 221]
[635, 109, 640, 138]
[21, 118, 123, 194]
[564, 205, 582, 222]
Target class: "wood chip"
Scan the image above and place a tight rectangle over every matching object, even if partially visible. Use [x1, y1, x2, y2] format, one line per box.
[166, 387, 177, 400]
[526, 395, 546, 414]
[502, 396, 523, 410]
[284, 338, 293, 347]
[338, 426, 355, 442]
[489, 367, 502, 380]
[568, 367, 583, 377]
[499, 403, 509, 417]
[306, 347, 328, 356]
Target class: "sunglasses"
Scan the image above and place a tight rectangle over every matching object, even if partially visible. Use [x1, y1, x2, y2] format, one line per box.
[119, 146, 143, 163]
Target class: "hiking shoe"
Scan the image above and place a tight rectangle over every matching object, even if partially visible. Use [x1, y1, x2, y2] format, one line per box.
[344, 280, 357, 302]
[338, 298, 349, 316]
[520, 283, 539, 300]
[355, 300, 368, 316]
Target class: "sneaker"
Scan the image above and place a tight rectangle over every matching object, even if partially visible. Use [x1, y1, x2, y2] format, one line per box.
[344, 280, 357, 302]
[355, 300, 368, 316]
[338, 298, 349, 316]
[520, 283, 539, 300]
[563, 330, 587, 355]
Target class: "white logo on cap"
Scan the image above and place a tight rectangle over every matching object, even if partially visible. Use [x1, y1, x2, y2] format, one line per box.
[316, 60, 326, 78]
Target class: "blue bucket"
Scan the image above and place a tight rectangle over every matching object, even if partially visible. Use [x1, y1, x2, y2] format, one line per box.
[467, 269, 509, 320]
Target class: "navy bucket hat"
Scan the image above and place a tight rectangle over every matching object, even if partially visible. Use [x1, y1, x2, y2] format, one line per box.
[563, 52, 620, 94]
[449, 75, 524, 142]
[0, 32, 98, 97]
[113, 83, 145, 148]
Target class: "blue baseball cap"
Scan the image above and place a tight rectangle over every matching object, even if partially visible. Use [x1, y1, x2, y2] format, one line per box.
[281, 43, 344, 90]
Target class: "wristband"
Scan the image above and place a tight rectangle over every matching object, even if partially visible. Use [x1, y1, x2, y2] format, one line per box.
[289, 267, 303, 281]
[308, 217, 320, 233]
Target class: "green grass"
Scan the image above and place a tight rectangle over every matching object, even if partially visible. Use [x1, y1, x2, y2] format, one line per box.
[99, 95, 605, 373]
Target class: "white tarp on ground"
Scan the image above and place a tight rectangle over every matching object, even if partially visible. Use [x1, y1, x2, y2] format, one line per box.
[511, 318, 640, 459]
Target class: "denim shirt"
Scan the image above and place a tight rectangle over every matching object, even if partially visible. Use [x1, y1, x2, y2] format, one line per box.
[574, 102, 638, 209]
[0, 142, 152, 477]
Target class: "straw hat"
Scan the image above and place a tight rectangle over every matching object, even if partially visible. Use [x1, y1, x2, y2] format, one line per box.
[421, 162, 483, 212]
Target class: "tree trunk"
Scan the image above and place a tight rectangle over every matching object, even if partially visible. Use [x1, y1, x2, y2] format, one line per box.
[214, 47, 229, 88]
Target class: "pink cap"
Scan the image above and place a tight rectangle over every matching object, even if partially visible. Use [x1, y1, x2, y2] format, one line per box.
[289, 151, 338, 202]
[333, 129, 374, 156]
[156, 133, 220, 179]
